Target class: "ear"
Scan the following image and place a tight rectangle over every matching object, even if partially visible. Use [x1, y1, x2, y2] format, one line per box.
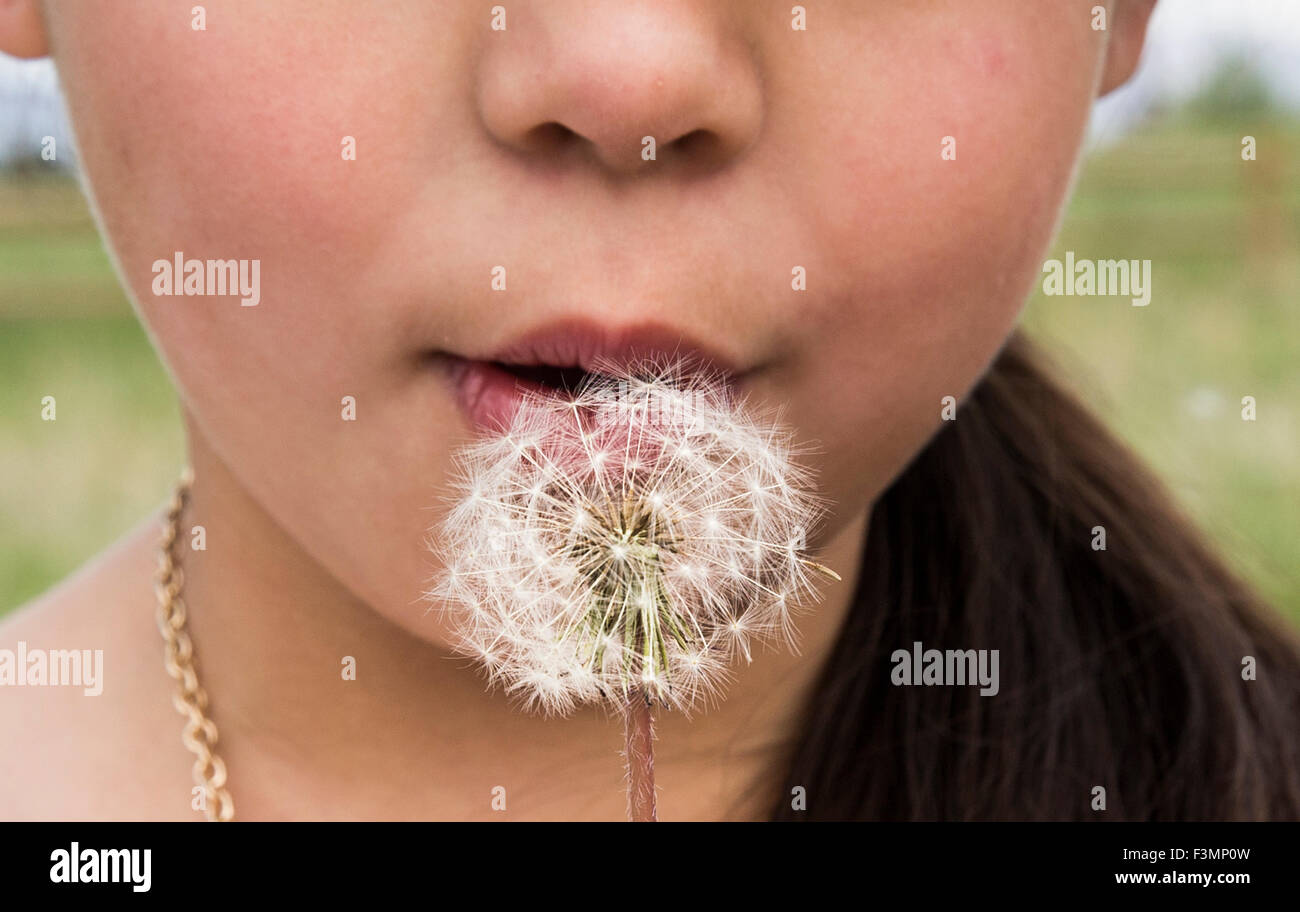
[1099, 0, 1158, 95]
[0, 0, 47, 58]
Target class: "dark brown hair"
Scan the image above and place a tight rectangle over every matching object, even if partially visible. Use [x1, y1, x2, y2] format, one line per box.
[768, 329, 1300, 820]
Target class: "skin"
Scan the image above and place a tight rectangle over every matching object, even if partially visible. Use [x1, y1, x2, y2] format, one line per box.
[0, 0, 1154, 820]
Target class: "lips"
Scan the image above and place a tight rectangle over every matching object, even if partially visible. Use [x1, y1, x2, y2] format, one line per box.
[443, 319, 741, 431]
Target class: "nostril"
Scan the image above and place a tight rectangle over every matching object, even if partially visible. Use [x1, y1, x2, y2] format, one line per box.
[515, 123, 729, 171]
[668, 129, 726, 169]
[671, 129, 715, 154]
[522, 121, 581, 154]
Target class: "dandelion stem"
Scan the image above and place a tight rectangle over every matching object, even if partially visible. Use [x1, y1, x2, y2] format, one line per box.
[624, 689, 658, 822]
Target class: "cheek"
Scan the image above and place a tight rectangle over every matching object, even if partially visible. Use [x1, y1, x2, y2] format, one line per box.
[57, 14, 351, 395]
[59, 6, 423, 362]
[53, 0, 485, 369]
[779, 12, 1100, 517]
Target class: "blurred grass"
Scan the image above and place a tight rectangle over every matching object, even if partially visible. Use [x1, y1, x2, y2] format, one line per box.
[1022, 116, 1300, 621]
[0, 175, 185, 608]
[1, 116, 1297, 623]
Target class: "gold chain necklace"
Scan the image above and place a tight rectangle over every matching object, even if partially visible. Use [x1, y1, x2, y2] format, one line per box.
[154, 469, 235, 821]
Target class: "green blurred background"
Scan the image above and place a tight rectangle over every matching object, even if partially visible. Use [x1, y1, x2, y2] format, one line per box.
[1, 59, 1298, 623]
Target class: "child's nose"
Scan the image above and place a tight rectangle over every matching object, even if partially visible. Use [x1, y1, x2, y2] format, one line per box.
[474, 3, 764, 176]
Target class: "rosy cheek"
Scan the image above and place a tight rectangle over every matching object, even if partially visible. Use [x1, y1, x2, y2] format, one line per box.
[67, 54, 375, 381]
[813, 34, 1094, 338]
[770, 18, 1100, 509]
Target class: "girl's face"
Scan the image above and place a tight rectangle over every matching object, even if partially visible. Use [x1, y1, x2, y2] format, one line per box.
[32, 1, 1147, 640]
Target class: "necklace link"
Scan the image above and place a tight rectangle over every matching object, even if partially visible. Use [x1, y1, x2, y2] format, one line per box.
[155, 470, 235, 822]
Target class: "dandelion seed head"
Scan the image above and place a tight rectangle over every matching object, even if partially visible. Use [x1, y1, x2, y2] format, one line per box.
[428, 357, 835, 716]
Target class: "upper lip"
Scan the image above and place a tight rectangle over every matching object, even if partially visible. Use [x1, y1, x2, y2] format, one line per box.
[466, 317, 743, 379]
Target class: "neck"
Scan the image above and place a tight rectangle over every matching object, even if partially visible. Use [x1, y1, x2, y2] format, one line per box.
[177, 415, 867, 820]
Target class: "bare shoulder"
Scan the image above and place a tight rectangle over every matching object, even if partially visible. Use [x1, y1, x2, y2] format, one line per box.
[0, 511, 191, 820]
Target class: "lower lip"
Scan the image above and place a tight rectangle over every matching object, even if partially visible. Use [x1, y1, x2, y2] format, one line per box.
[447, 360, 544, 431]
[446, 359, 748, 432]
